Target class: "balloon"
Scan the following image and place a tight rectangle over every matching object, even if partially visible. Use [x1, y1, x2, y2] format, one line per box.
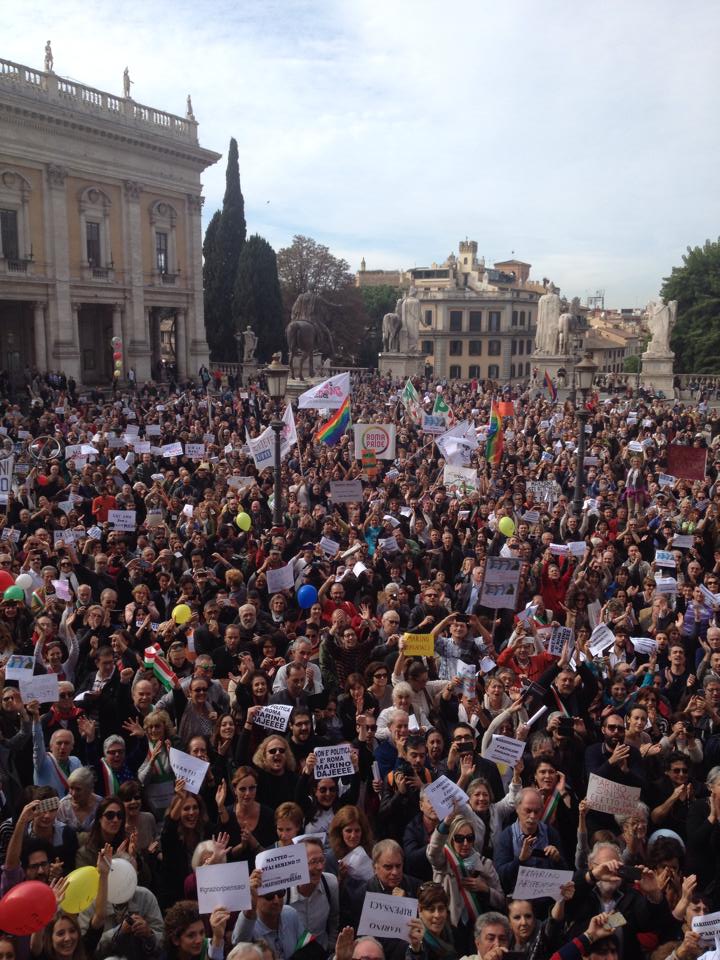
[15, 574, 33, 591]
[172, 603, 192, 625]
[107, 857, 138, 904]
[60, 866, 99, 913]
[235, 512, 251, 532]
[0, 571, 15, 593]
[3, 586, 24, 603]
[113, 351, 122, 361]
[297, 584, 318, 609]
[498, 516, 516, 538]
[0, 880, 56, 934]
[37, 474, 48, 486]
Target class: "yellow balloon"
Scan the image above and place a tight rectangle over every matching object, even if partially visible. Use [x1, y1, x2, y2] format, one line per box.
[498, 516, 516, 537]
[172, 603, 192, 625]
[235, 512, 252, 532]
[61, 866, 99, 914]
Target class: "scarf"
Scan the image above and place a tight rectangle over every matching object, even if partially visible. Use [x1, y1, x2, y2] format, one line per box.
[46, 704, 83, 729]
[424, 928, 456, 959]
[100, 760, 120, 796]
[146, 744, 173, 781]
[510, 819, 550, 858]
[540, 788, 561, 824]
[444, 843, 483, 924]
[47, 752, 70, 791]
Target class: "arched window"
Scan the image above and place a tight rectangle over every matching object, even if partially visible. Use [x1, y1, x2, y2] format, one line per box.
[0, 169, 32, 274]
[149, 200, 178, 283]
[78, 187, 113, 280]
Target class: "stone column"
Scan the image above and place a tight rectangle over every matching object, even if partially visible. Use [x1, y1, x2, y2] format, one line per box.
[112, 303, 124, 345]
[185, 193, 210, 371]
[123, 180, 151, 381]
[175, 308, 187, 379]
[46, 163, 81, 380]
[32, 302, 48, 372]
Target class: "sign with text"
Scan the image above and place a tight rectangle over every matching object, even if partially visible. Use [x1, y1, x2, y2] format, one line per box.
[423, 775, 469, 820]
[482, 734, 526, 767]
[357, 892, 417, 942]
[402, 633, 434, 657]
[254, 703, 293, 732]
[169, 747, 210, 795]
[586, 773, 641, 817]
[480, 557, 522, 611]
[314, 744, 354, 779]
[108, 509, 137, 531]
[353, 424, 397, 460]
[196, 861, 251, 914]
[19, 673, 59, 704]
[329, 479, 363, 503]
[266, 562, 295, 595]
[256, 844, 309, 894]
[548, 626, 574, 657]
[443, 464, 479, 494]
[513, 866, 574, 901]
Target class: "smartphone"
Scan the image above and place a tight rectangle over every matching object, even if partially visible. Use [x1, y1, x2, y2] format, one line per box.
[617, 865, 642, 882]
[36, 796, 60, 814]
[606, 912, 627, 929]
[457, 742, 474, 755]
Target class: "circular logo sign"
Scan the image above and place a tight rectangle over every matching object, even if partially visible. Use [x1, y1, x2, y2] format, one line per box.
[361, 427, 391, 454]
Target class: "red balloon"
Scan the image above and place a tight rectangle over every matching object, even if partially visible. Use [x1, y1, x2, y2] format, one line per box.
[113, 352, 122, 361]
[0, 571, 14, 593]
[37, 474, 48, 486]
[0, 881, 56, 934]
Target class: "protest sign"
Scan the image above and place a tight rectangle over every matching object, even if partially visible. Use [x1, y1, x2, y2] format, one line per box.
[378, 536, 400, 555]
[567, 541, 587, 558]
[196, 861, 251, 914]
[522, 510, 540, 524]
[655, 550, 676, 569]
[700, 585, 720, 609]
[185, 443, 205, 459]
[5, 654, 33, 681]
[169, 747, 210, 795]
[19, 673, 59, 705]
[357, 892, 417, 942]
[692, 911, 720, 944]
[456, 660, 477, 698]
[353, 424, 397, 460]
[512, 866, 574, 901]
[588, 600, 602, 629]
[342, 845, 374, 881]
[480, 557, 522, 610]
[548, 626, 574, 657]
[254, 704, 293, 732]
[51, 580, 72, 601]
[586, 773, 641, 816]
[1, 528, 20, 543]
[479, 656, 497, 674]
[314, 744, 355, 779]
[320, 536, 340, 557]
[672, 534, 694, 549]
[443, 464, 479, 494]
[256, 844, 309, 894]
[667, 445, 707, 482]
[483, 735, 526, 767]
[527, 480, 560, 504]
[403, 633, 434, 657]
[423, 775, 469, 820]
[549, 543, 570, 557]
[422, 413, 448, 435]
[631, 637, 658, 656]
[588, 624, 615, 657]
[108, 510, 137, 531]
[330, 480, 363, 503]
[266, 563, 295, 595]
[161, 442, 184, 458]
[655, 577, 678, 595]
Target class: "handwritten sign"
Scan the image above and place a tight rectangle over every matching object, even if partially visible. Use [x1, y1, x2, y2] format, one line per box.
[357, 891, 417, 942]
[403, 633, 434, 657]
[423, 775, 469, 820]
[161, 442, 184, 458]
[169, 747, 209, 795]
[256, 844, 309, 894]
[266, 563, 295, 595]
[254, 704, 293, 732]
[482, 734, 526, 767]
[329, 480, 363, 503]
[548, 626, 574, 657]
[19, 673, 59, 704]
[314, 744, 354, 779]
[108, 509, 137, 531]
[185, 443, 206, 459]
[588, 624, 615, 657]
[513, 866, 574, 901]
[196, 861, 251, 914]
[586, 773, 641, 817]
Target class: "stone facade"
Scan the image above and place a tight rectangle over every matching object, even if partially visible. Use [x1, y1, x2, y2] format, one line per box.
[0, 56, 220, 384]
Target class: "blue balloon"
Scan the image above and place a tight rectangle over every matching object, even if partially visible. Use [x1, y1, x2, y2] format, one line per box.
[297, 584, 318, 608]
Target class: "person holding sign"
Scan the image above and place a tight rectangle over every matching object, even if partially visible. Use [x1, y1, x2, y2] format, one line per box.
[407, 882, 455, 960]
[159, 779, 211, 908]
[493, 788, 567, 895]
[231, 867, 304, 960]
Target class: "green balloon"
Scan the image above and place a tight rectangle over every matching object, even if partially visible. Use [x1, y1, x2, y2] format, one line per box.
[3, 586, 24, 602]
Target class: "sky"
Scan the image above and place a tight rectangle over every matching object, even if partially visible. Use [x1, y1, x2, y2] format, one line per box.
[4, 0, 720, 307]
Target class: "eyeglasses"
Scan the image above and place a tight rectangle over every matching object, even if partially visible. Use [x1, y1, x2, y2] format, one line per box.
[26, 860, 50, 870]
[236, 785, 257, 793]
[374, 672, 388, 679]
[455, 833, 475, 843]
[605, 724, 624, 732]
[102, 810, 124, 820]
[267, 747, 286, 756]
[670, 767, 689, 774]
[308, 857, 325, 866]
[260, 890, 285, 900]
[193, 687, 209, 693]
[317, 786, 337, 793]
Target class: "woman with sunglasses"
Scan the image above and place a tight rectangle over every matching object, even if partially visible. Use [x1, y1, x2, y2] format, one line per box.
[365, 661, 393, 711]
[216, 765, 275, 863]
[117, 779, 159, 854]
[251, 734, 299, 806]
[407, 883, 456, 960]
[75, 795, 134, 869]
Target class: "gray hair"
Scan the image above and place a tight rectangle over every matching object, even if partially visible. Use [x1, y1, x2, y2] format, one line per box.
[615, 802, 649, 828]
[50, 728, 74, 749]
[474, 912, 511, 940]
[386, 708, 409, 729]
[103, 734, 125, 755]
[588, 841, 623, 866]
[392, 682, 412, 702]
[515, 787, 542, 809]
[67, 766, 96, 791]
[227, 945, 263, 960]
[707, 765, 720, 789]
[371, 838, 403, 864]
[352, 937, 384, 959]
[191, 839, 227, 869]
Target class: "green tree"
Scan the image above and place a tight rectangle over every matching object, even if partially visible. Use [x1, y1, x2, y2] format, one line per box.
[203, 138, 247, 360]
[623, 354, 640, 373]
[359, 284, 400, 365]
[232, 235, 284, 362]
[662, 238, 720, 372]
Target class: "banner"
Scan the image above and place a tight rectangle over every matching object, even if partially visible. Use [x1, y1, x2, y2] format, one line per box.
[297, 372, 350, 410]
[436, 421, 477, 467]
[353, 424, 396, 460]
[443, 464, 479, 494]
[245, 405, 296, 470]
[666, 445, 707, 482]
[0, 456, 14, 498]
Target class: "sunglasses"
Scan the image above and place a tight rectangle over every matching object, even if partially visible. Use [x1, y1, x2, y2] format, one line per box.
[193, 687, 209, 693]
[260, 890, 285, 900]
[102, 810, 123, 820]
[455, 834, 475, 843]
[268, 747, 286, 756]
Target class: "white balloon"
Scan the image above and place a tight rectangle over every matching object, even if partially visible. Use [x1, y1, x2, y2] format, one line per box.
[107, 857, 138, 904]
[15, 574, 33, 591]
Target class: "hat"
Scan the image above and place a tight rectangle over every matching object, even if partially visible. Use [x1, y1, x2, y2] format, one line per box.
[197, 462, 210, 470]
[647, 828, 685, 852]
[301, 543, 315, 551]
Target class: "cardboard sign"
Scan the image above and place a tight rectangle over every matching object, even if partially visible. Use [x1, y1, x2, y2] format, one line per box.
[266, 562, 295, 595]
[19, 673, 59, 704]
[256, 844, 309, 894]
[357, 891, 417, 942]
[483, 734, 526, 767]
[423, 775, 470, 820]
[329, 480, 363, 503]
[522, 510, 540, 524]
[108, 509, 137, 531]
[513, 866, 574, 901]
[586, 773, 641, 816]
[196, 861, 251, 914]
[169, 747, 210, 795]
[403, 633, 434, 657]
[254, 704, 293, 732]
[314, 744, 354, 779]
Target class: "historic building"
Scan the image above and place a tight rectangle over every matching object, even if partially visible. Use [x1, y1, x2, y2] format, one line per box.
[0, 52, 220, 384]
[358, 240, 541, 381]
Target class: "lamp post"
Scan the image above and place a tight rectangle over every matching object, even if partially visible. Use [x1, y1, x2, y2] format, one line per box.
[572, 352, 598, 517]
[263, 353, 290, 529]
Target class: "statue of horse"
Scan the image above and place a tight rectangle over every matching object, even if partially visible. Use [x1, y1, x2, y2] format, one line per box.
[286, 292, 339, 379]
[382, 312, 401, 353]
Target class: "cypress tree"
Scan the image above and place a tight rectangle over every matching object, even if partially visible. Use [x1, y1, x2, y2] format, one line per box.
[202, 209, 221, 357]
[233, 235, 285, 361]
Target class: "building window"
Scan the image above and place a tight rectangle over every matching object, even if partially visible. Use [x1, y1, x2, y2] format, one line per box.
[511, 340, 517, 356]
[526, 339, 532, 354]
[0, 209, 19, 261]
[469, 311, 482, 332]
[469, 340, 482, 356]
[519, 340, 524, 355]
[449, 365, 461, 379]
[449, 340, 463, 356]
[469, 365, 481, 379]
[526, 362, 531, 376]
[424, 310, 432, 326]
[156, 231, 169, 273]
[421, 340, 434, 355]
[488, 311, 501, 332]
[86, 221, 101, 267]
[511, 364, 516, 378]
[512, 311, 518, 327]
[449, 311, 463, 332]
[488, 339, 501, 356]
[488, 364, 499, 379]
[519, 311, 525, 325]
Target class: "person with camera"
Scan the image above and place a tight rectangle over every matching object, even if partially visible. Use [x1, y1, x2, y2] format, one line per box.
[494, 787, 567, 894]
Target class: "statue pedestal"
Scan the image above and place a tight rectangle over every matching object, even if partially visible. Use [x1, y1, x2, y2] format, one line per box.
[241, 361, 260, 384]
[641, 352, 675, 398]
[285, 376, 325, 402]
[378, 352, 424, 379]
[532, 354, 575, 395]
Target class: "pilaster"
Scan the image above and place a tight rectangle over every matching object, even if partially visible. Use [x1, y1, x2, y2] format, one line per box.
[175, 308, 187, 378]
[123, 180, 151, 380]
[185, 192, 210, 372]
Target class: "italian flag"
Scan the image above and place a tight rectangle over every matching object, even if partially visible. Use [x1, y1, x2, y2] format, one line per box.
[144, 644, 178, 691]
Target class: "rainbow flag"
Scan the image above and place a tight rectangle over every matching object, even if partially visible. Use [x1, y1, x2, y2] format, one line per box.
[544, 370, 557, 402]
[315, 396, 350, 446]
[485, 402, 503, 465]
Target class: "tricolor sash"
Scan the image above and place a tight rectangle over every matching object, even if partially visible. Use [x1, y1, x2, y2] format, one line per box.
[444, 844, 482, 923]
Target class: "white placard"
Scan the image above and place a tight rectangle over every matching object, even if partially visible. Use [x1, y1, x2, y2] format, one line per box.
[196, 861, 251, 914]
[319, 536, 340, 557]
[522, 510, 540, 524]
[5, 654, 34, 681]
[655, 550, 676, 569]
[52, 579, 72, 601]
[19, 673, 59, 704]
[162, 442, 184, 458]
[549, 543, 570, 556]
[548, 626, 574, 657]
[256, 844, 309, 894]
[587, 600, 602, 629]
[658, 473, 676, 488]
[480, 557, 522, 611]
[423, 775, 469, 820]
[631, 637, 658, 656]
[456, 661, 477, 697]
[1, 528, 20, 543]
[482, 734, 526, 767]
[329, 480, 363, 503]
[358, 891, 417, 942]
[108, 509, 137, 531]
[314, 744, 354, 779]
[512, 866, 574, 901]
[133, 441, 151, 453]
[352, 561, 369, 578]
[169, 747, 210, 795]
[185, 443, 206, 459]
[378, 536, 400, 554]
[700, 585, 720, 609]
[87, 526, 103, 541]
[146, 424, 162, 437]
[672, 534, 694, 549]
[479, 656, 497, 675]
[254, 704, 293, 731]
[692, 911, 720, 943]
[182, 504, 194, 518]
[588, 624, 615, 657]
[341, 845, 374, 881]
[443, 464, 479, 494]
[353, 424, 397, 460]
[655, 577, 678, 595]
[266, 563, 295, 595]
[586, 773, 641, 816]
[567, 541, 587, 558]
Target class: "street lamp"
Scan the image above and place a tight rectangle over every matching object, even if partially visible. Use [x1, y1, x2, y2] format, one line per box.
[572, 352, 598, 517]
[263, 352, 290, 529]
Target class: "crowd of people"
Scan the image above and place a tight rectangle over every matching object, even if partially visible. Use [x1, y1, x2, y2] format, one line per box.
[0, 368, 719, 960]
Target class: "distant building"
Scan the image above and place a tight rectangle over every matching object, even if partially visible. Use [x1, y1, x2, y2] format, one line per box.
[584, 311, 645, 373]
[0, 52, 220, 383]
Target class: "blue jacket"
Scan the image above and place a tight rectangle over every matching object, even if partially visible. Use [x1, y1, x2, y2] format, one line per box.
[494, 821, 567, 893]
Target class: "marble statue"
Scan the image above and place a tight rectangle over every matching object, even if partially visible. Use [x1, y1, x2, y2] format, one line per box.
[399, 286, 421, 353]
[558, 311, 572, 355]
[534, 283, 562, 354]
[645, 299, 678, 356]
[287, 291, 337, 379]
[382, 312, 401, 352]
[123, 67, 132, 98]
[186, 95, 195, 120]
[44, 41, 54, 73]
[242, 326, 258, 362]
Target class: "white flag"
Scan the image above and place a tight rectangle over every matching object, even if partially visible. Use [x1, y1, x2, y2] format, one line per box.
[297, 372, 350, 410]
[245, 405, 296, 471]
[282, 403, 297, 448]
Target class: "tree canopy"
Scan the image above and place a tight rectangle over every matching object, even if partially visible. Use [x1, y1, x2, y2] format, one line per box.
[663, 238, 720, 373]
[232, 235, 285, 361]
